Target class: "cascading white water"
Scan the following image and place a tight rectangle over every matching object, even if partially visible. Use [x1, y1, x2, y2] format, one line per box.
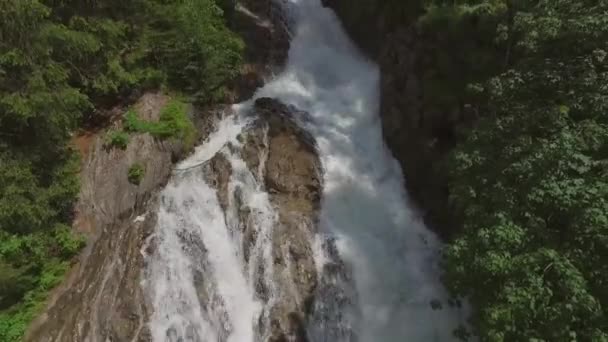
[143, 116, 259, 342]
[143, 0, 464, 341]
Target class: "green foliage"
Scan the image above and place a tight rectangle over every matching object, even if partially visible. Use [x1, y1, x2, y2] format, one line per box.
[0, 258, 70, 341]
[54, 224, 86, 258]
[146, 0, 244, 102]
[124, 99, 196, 149]
[105, 130, 130, 149]
[124, 109, 150, 133]
[0, 149, 83, 342]
[0, 151, 80, 236]
[158, 100, 197, 149]
[417, 0, 505, 112]
[127, 163, 145, 185]
[428, 0, 608, 340]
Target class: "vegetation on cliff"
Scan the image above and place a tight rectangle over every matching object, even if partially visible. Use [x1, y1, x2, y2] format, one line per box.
[0, 0, 242, 339]
[124, 98, 196, 149]
[415, 0, 608, 340]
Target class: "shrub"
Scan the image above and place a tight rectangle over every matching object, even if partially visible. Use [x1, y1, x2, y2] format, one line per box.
[105, 130, 129, 149]
[123, 99, 196, 149]
[158, 99, 197, 149]
[127, 163, 145, 185]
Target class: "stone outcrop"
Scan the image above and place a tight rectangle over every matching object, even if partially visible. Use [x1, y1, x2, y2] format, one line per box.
[252, 98, 321, 342]
[203, 97, 322, 341]
[321, 1, 468, 236]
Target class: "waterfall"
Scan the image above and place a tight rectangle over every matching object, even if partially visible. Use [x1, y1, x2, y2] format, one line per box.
[142, 0, 463, 341]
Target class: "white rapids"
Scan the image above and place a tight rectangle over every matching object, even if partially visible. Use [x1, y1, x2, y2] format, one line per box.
[142, 0, 465, 341]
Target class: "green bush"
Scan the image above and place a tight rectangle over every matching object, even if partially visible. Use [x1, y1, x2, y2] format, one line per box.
[105, 130, 129, 149]
[158, 99, 197, 149]
[124, 99, 196, 149]
[0, 210, 84, 340]
[54, 225, 86, 258]
[127, 163, 145, 185]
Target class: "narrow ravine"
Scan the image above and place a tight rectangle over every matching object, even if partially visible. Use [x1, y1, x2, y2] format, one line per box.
[142, 0, 464, 341]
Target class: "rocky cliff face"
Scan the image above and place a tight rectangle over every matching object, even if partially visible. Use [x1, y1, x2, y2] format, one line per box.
[321, 0, 464, 235]
[26, 93, 195, 342]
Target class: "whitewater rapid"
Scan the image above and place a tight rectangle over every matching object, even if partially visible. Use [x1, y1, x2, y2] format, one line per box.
[143, 0, 463, 341]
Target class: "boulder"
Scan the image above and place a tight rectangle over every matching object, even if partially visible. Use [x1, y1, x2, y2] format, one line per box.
[203, 97, 322, 341]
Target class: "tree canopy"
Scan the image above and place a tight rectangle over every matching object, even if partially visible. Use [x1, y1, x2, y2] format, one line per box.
[418, 0, 608, 340]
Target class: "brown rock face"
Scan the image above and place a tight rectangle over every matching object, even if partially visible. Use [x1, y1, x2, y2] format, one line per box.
[253, 98, 321, 342]
[25, 93, 192, 342]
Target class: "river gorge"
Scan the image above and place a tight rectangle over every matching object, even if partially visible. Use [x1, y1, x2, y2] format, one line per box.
[26, 1, 465, 341]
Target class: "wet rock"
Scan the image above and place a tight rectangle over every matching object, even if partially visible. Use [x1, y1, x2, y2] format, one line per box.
[226, 0, 291, 102]
[253, 98, 321, 342]
[202, 153, 233, 210]
[205, 97, 322, 341]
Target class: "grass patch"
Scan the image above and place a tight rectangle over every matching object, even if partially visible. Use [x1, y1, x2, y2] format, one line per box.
[124, 99, 196, 149]
[105, 130, 129, 149]
[128, 163, 145, 185]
